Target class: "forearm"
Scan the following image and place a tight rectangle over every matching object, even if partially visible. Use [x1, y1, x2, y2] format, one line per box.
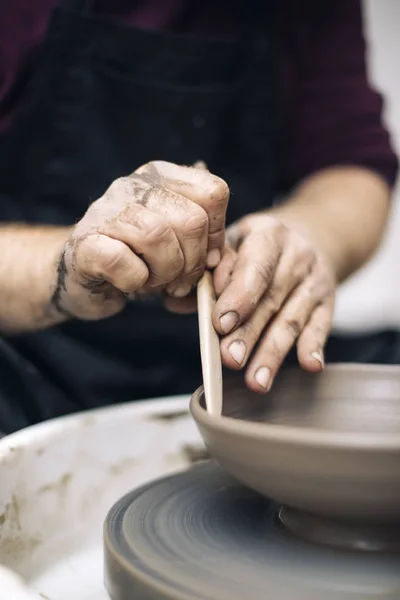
[270, 167, 392, 282]
[0, 224, 71, 334]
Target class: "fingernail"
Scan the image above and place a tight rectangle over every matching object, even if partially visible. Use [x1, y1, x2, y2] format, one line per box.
[206, 249, 221, 268]
[220, 311, 239, 334]
[311, 351, 324, 368]
[169, 283, 192, 298]
[255, 366, 271, 390]
[229, 340, 246, 365]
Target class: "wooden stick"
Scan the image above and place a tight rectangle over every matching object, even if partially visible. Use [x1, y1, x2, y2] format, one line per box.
[197, 270, 223, 416]
[193, 160, 223, 416]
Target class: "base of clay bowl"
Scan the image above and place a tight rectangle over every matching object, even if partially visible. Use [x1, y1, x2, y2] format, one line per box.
[278, 506, 400, 552]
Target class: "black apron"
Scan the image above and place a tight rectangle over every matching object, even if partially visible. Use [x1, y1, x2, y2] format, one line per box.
[0, 0, 398, 434]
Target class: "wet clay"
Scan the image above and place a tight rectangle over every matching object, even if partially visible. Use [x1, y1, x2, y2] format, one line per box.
[190, 364, 400, 548]
[104, 364, 400, 599]
[104, 462, 400, 600]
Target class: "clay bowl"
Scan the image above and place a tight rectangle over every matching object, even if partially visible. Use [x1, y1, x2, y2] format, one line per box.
[190, 364, 400, 551]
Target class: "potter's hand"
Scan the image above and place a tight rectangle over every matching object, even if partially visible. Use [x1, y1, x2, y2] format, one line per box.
[52, 161, 229, 319]
[213, 214, 335, 393]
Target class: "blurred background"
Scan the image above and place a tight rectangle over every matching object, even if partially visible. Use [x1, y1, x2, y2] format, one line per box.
[334, 0, 400, 333]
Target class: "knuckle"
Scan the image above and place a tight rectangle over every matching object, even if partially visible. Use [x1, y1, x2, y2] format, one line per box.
[94, 244, 126, 275]
[74, 235, 124, 277]
[230, 290, 258, 314]
[253, 258, 275, 284]
[205, 177, 230, 207]
[313, 324, 329, 340]
[273, 219, 288, 237]
[262, 291, 281, 315]
[144, 160, 156, 169]
[239, 320, 260, 343]
[310, 278, 333, 299]
[136, 212, 171, 242]
[148, 160, 164, 171]
[183, 207, 208, 236]
[170, 256, 185, 279]
[258, 217, 287, 241]
[291, 258, 310, 281]
[151, 223, 174, 244]
[135, 160, 156, 174]
[254, 335, 281, 371]
[248, 230, 276, 254]
[108, 176, 129, 195]
[305, 246, 317, 265]
[157, 250, 185, 283]
[300, 282, 314, 299]
[269, 333, 285, 361]
[284, 317, 302, 339]
[296, 239, 316, 265]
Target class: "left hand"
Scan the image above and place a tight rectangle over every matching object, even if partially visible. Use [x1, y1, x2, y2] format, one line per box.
[215, 213, 336, 392]
[167, 212, 336, 393]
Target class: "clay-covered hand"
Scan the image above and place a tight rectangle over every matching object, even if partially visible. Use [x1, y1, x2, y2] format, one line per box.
[52, 161, 229, 319]
[213, 213, 336, 393]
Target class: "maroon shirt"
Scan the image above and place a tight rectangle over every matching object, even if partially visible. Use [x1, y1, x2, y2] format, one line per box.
[0, 0, 398, 188]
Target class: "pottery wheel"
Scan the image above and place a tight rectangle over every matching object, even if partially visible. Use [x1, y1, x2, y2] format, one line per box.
[104, 462, 400, 600]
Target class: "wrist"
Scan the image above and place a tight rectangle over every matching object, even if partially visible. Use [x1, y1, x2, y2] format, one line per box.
[48, 245, 75, 321]
[0, 225, 72, 333]
[268, 167, 390, 282]
[43, 230, 74, 324]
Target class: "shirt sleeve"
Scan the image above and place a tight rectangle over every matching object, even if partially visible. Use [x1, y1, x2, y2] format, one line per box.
[285, 0, 399, 190]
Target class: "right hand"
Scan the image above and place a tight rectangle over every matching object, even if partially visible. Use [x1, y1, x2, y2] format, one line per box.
[52, 161, 229, 319]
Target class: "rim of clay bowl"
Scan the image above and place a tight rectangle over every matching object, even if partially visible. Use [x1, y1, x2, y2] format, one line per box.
[190, 363, 400, 450]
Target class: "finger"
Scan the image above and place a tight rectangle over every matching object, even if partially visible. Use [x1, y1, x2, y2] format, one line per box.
[219, 243, 314, 369]
[225, 213, 264, 250]
[74, 233, 149, 291]
[213, 247, 237, 296]
[213, 230, 284, 335]
[225, 221, 244, 250]
[245, 280, 320, 393]
[136, 161, 229, 266]
[67, 233, 148, 318]
[167, 246, 236, 312]
[100, 205, 184, 287]
[297, 297, 334, 372]
[138, 186, 208, 297]
[164, 293, 198, 314]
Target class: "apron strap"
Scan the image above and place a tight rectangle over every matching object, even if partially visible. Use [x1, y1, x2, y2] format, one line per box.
[238, 2, 285, 188]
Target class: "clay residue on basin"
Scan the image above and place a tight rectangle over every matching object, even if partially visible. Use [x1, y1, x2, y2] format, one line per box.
[108, 457, 137, 476]
[37, 472, 72, 496]
[181, 444, 210, 464]
[0, 494, 42, 566]
[149, 409, 189, 422]
[0, 495, 22, 531]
